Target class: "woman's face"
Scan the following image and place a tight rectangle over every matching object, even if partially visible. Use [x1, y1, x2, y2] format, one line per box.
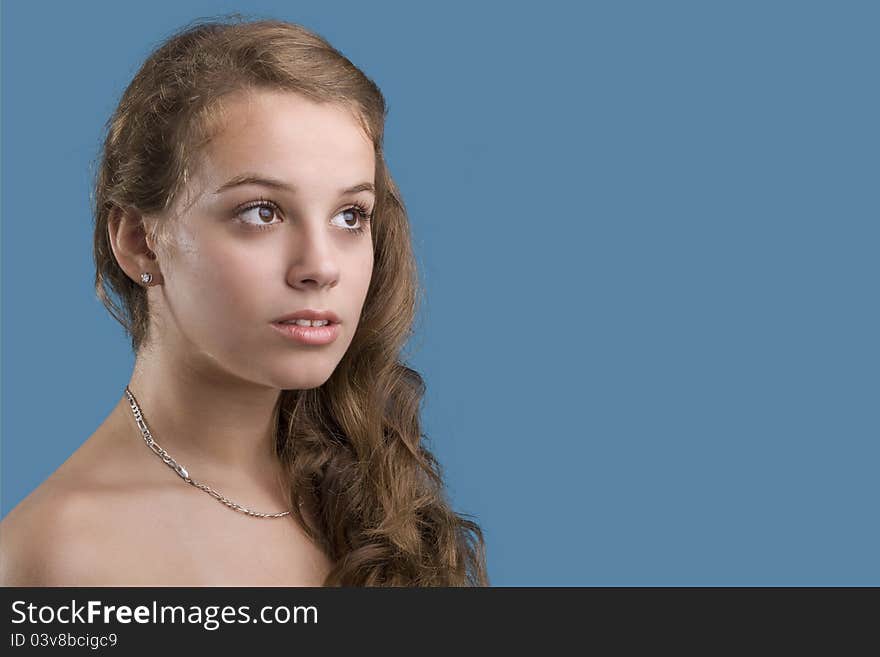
[149, 89, 375, 390]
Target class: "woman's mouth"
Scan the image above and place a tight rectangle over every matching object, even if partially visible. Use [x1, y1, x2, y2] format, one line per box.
[270, 320, 341, 345]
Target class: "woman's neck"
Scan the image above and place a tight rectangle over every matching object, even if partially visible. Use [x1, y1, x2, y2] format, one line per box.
[123, 344, 285, 484]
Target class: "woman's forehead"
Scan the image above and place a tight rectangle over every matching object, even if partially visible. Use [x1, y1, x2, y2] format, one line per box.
[187, 89, 375, 199]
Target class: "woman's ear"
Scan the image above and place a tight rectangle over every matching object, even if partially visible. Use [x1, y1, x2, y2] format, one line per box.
[107, 205, 164, 285]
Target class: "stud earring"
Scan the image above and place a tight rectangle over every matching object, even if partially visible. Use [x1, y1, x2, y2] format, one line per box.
[140, 272, 153, 286]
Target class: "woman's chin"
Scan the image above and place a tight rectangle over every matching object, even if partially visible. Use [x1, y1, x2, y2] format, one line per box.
[270, 370, 334, 391]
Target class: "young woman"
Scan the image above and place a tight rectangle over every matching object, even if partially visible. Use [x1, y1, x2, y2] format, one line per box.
[0, 17, 488, 587]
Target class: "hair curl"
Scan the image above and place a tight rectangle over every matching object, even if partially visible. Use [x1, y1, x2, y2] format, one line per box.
[91, 15, 488, 586]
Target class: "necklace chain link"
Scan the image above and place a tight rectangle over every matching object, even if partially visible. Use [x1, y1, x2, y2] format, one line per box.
[124, 386, 293, 519]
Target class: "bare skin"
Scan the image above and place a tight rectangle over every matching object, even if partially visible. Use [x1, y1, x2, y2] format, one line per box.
[0, 89, 376, 586]
[0, 399, 332, 586]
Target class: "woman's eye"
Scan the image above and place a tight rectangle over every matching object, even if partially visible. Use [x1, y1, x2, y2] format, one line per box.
[235, 200, 371, 233]
[332, 207, 369, 231]
[238, 203, 280, 227]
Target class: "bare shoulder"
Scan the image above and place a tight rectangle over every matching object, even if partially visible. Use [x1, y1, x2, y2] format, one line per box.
[0, 413, 150, 586]
[0, 479, 107, 586]
[1, 405, 335, 587]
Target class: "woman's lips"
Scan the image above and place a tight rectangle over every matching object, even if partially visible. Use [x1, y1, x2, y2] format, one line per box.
[270, 321, 341, 345]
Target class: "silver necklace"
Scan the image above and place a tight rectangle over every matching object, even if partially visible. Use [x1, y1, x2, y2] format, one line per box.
[124, 385, 294, 519]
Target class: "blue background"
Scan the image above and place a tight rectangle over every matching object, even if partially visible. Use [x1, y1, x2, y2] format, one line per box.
[2, 0, 878, 585]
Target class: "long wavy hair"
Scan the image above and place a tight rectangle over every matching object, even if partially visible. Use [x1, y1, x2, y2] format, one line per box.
[91, 15, 488, 586]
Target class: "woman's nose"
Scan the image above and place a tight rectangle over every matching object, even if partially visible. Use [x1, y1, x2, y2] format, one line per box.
[284, 221, 340, 290]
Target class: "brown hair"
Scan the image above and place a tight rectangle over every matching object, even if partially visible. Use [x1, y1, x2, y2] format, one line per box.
[91, 15, 488, 586]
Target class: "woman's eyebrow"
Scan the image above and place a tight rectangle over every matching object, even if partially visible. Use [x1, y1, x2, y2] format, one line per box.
[214, 173, 375, 196]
